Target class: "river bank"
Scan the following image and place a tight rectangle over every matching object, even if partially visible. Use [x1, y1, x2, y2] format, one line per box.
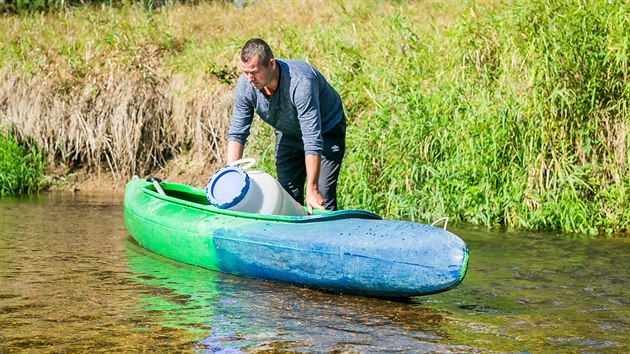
[45, 156, 218, 193]
[1, 0, 628, 234]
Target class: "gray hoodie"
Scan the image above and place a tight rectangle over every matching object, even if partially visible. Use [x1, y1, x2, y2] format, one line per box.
[228, 59, 344, 156]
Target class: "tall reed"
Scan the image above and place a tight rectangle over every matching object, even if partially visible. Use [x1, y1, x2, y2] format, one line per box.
[335, 0, 629, 234]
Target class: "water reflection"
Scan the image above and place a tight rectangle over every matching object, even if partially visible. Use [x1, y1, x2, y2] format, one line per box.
[125, 240, 464, 352]
[417, 226, 630, 353]
[1, 191, 628, 353]
[0, 192, 188, 352]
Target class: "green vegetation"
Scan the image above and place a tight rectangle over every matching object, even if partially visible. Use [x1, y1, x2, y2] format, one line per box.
[0, 129, 46, 196]
[0, 0, 627, 234]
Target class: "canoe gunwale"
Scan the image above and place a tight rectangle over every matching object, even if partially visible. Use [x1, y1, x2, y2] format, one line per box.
[141, 180, 383, 223]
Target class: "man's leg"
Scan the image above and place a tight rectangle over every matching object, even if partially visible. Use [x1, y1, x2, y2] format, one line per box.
[274, 130, 306, 205]
[319, 120, 346, 211]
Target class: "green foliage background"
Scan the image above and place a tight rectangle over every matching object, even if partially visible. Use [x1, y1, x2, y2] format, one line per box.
[0, 129, 46, 196]
[0, 0, 627, 234]
[249, 0, 629, 234]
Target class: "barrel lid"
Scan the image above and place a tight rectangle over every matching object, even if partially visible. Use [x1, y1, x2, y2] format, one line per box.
[206, 165, 250, 208]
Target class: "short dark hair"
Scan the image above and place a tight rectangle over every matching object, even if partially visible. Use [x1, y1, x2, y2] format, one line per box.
[240, 38, 274, 67]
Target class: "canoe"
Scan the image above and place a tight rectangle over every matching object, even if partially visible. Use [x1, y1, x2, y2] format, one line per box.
[123, 178, 469, 298]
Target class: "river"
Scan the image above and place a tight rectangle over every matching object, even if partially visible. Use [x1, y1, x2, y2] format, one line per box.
[1, 191, 628, 353]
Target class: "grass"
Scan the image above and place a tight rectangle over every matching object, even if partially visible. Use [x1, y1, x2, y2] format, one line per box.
[0, 128, 46, 195]
[0, 0, 627, 234]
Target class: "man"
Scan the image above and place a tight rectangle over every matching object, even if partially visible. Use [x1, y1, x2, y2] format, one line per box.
[226, 38, 346, 213]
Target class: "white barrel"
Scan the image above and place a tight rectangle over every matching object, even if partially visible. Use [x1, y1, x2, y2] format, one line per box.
[206, 158, 306, 216]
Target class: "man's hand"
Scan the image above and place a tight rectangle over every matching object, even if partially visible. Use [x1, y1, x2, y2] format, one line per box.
[306, 185, 325, 214]
[305, 154, 325, 214]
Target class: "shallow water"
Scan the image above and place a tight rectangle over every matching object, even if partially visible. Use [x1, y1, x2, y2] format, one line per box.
[0, 191, 628, 353]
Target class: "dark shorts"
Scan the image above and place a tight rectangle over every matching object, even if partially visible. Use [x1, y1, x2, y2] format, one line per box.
[274, 119, 346, 211]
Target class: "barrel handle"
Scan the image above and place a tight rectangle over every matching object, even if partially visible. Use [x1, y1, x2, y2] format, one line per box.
[229, 157, 257, 170]
[431, 217, 449, 230]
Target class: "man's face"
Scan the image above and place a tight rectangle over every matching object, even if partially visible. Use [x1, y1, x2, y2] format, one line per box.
[239, 55, 275, 90]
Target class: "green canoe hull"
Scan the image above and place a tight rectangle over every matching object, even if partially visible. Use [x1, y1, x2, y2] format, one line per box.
[124, 178, 469, 298]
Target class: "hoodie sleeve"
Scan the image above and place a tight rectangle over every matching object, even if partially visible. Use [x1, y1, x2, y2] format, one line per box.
[293, 77, 323, 156]
[227, 75, 255, 145]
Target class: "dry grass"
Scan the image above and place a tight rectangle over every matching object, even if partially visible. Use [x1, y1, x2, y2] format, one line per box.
[0, 62, 232, 185]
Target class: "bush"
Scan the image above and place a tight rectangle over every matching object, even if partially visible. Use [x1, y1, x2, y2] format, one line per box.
[0, 130, 46, 195]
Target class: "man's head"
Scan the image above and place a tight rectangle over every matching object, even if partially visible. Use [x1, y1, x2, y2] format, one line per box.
[239, 38, 277, 90]
[240, 38, 274, 66]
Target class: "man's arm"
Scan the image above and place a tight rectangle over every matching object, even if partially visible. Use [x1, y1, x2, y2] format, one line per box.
[226, 140, 244, 164]
[226, 75, 254, 164]
[305, 154, 324, 213]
